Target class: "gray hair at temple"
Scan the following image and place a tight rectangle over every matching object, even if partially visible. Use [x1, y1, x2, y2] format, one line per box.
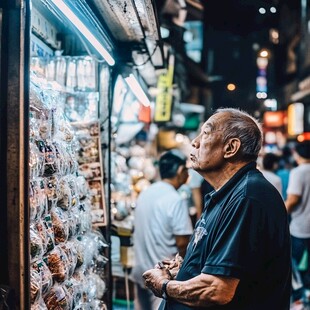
[214, 108, 263, 161]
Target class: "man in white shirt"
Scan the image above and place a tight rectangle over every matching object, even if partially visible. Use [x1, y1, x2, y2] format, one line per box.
[286, 141, 310, 307]
[131, 149, 193, 310]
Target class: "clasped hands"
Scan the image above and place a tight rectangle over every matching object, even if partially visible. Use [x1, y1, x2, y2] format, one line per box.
[142, 254, 183, 298]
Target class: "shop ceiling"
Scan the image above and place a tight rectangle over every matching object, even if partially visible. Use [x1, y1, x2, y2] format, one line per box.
[88, 0, 164, 87]
[87, 0, 207, 87]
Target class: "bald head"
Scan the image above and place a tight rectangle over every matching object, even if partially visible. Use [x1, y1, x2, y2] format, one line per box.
[213, 108, 263, 161]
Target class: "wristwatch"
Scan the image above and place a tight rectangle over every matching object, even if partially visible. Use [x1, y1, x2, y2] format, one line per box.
[161, 279, 170, 299]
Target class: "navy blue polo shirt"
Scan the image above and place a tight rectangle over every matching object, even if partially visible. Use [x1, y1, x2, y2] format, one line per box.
[165, 162, 291, 310]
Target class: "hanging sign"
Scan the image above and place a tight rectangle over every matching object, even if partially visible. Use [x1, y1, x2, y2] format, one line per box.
[154, 55, 175, 122]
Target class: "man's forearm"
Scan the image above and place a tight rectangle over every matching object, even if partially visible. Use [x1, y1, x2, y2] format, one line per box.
[164, 274, 238, 307]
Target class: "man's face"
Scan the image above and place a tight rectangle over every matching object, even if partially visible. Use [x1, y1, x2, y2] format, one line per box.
[189, 113, 226, 173]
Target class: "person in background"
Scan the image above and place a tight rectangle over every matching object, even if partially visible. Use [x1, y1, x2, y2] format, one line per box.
[131, 149, 193, 310]
[143, 108, 291, 310]
[178, 168, 204, 226]
[285, 141, 310, 308]
[260, 152, 283, 195]
[277, 145, 294, 201]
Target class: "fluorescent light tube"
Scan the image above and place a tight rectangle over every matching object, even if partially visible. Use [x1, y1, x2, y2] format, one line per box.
[52, 0, 115, 66]
[125, 74, 151, 107]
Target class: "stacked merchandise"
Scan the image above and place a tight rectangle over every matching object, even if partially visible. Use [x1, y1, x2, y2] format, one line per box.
[29, 74, 108, 309]
[31, 54, 107, 226]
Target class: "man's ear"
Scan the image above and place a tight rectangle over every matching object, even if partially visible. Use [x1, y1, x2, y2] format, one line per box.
[176, 165, 184, 176]
[223, 138, 241, 158]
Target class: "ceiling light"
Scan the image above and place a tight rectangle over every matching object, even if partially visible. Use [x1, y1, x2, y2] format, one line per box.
[259, 50, 269, 58]
[227, 83, 236, 91]
[52, 0, 115, 66]
[270, 7, 277, 13]
[125, 74, 151, 107]
[259, 7, 266, 14]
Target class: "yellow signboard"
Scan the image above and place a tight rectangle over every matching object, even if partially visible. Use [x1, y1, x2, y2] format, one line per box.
[154, 59, 174, 122]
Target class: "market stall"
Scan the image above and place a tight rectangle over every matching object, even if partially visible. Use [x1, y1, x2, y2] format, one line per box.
[0, 1, 164, 309]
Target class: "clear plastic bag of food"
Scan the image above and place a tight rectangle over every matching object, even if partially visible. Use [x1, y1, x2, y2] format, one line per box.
[67, 175, 79, 208]
[38, 118, 52, 141]
[64, 277, 83, 309]
[78, 233, 96, 269]
[76, 176, 89, 201]
[60, 241, 78, 278]
[74, 238, 85, 270]
[90, 229, 109, 253]
[30, 266, 41, 304]
[45, 176, 59, 212]
[43, 214, 56, 253]
[44, 284, 70, 310]
[29, 140, 44, 179]
[57, 177, 72, 211]
[87, 272, 106, 300]
[29, 180, 39, 222]
[30, 224, 44, 261]
[51, 207, 69, 245]
[45, 245, 69, 283]
[35, 220, 49, 255]
[29, 178, 47, 222]
[52, 141, 67, 177]
[72, 269, 88, 304]
[35, 140, 58, 177]
[31, 297, 48, 310]
[89, 300, 107, 310]
[79, 199, 92, 234]
[93, 254, 109, 278]
[31, 259, 53, 296]
[67, 208, 78, 238]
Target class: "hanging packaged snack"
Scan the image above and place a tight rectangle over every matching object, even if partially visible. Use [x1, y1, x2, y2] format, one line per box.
[30, 268, 41, 304]
[60, 241, 78, 278]
[44, 284, 70, 310]
[31, 259, 53, 296]
[35, 219, 49, 255]
[57, 177, 72, 211]
[51, 207, 69, 245]
[30, 224, 44, 261]
[44, 245, 69, 283]
[67, 175, 79, 208]
[30, 298, 48, 310]
[45, 176, 59, 212]
[43, 213, 56, 253]
[63, 277, 82, 309]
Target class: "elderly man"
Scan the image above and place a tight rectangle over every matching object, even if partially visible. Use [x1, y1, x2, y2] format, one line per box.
[143, 108, 291, 310]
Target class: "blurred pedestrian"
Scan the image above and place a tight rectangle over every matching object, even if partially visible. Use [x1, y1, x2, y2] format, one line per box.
[260, 152, 283, 195]
[277, 145, 295, 200]
[285, 141, 310, 307]
[131, 149, 193, 310]
[178, 168, 204, 226]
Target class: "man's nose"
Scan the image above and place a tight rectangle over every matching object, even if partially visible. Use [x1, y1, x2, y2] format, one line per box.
[191, 137, 199, 148]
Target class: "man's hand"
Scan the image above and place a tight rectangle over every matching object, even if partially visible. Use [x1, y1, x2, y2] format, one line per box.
[142, 268, 172, 297]
[161, 254, 183, 279]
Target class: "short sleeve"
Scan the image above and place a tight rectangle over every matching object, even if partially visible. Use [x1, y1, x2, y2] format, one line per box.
[202, 197, 265, 279]
[287, 168, 303, 196]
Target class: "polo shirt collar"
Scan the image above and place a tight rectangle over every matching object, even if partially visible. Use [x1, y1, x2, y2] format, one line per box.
[209, 161, 257, 203]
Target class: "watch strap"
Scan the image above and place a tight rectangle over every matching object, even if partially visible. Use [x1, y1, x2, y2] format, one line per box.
[161, 280, 170, 299]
